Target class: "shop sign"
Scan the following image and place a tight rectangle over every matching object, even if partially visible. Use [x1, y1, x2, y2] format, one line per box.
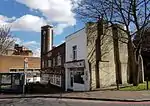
[64, 60, 85, 68]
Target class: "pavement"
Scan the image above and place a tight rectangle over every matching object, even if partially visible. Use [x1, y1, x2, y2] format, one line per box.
[1, 98, 150, 106]
[1, 91, 150, 102]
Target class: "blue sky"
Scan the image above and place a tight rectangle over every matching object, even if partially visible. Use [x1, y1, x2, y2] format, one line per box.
[0, 0, 84, 56]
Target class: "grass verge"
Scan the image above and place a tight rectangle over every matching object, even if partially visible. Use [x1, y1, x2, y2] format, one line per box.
[120, 82, 150, 91]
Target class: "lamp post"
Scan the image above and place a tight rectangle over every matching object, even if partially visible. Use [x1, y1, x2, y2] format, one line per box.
[23, 57, 28, 95]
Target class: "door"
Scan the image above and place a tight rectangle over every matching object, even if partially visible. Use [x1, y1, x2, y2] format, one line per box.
[70, 71, 74, 89]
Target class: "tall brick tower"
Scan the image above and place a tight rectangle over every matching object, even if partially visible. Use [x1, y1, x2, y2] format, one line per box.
[41, 25, 53, 69]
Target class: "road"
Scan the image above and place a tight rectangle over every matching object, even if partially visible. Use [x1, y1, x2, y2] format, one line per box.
[0, 98, 150, 106]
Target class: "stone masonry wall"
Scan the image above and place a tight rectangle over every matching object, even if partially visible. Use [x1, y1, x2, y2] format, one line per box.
[86, 22, 97, 89]
[86, 22, 128, 90]
[118, 28, 128, 84]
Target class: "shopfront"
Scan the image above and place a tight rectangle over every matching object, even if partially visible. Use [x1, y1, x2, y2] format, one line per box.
[65, 60, 88, 91]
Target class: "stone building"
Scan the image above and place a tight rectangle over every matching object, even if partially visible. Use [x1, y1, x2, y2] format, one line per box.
[86, 22, 128, 90]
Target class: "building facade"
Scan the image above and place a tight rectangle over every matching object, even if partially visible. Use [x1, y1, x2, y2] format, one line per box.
[65, 28, 90, 91]
[40, 25, 66, 90]
[5, 44, 33, 56]
[41, 43, 66, 89]
[0, 55, 41, 83]
[65, 21, 128, 91]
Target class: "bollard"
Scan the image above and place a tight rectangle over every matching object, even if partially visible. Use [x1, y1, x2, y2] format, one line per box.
[146, 77, 149, 90]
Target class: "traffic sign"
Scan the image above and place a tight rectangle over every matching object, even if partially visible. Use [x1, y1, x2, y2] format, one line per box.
[24, 57, 28, 63]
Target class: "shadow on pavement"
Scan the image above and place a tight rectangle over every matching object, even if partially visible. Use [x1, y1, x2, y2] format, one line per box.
[25, 83, 66, 94]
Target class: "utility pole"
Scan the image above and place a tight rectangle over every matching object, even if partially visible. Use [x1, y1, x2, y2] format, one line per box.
[23, 57, 28, 95]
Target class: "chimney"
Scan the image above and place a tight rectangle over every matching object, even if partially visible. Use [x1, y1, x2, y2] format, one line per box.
[41, 25, 53, 55]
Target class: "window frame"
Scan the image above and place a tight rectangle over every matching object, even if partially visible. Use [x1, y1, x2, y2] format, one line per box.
[72, 45, 77, 60]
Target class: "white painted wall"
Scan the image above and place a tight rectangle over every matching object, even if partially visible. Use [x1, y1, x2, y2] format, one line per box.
[73, 83, 85, 91]
[66, 28, 87, 61]
[65, 28, 90, 91]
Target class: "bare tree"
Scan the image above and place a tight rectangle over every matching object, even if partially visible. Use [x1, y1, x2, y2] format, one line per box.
[0, 25, 15, 55]
[72, 0, 150, 86]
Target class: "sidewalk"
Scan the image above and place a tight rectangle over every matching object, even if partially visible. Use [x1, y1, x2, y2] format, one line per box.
[1, 91, 150, 102]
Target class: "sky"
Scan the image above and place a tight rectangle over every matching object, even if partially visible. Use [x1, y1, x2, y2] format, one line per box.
[0, 0, 84, 57]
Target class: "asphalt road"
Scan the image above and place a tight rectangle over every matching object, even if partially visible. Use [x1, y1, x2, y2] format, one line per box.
[0, 98, 150, 106]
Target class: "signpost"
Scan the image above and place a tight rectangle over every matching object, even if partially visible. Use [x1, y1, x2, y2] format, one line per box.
[23, 57, 28, 95]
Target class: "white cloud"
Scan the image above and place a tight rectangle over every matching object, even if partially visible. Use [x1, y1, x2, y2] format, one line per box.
[0, 14, 47, 32]
[22, 40, 41, 57]
[0, 15, 16, 25]
[0, 0, 77, 34]
[14, 37, 22, 44]
[54, 24, 68, 35]
[23, 41, 39, 47]
[33, 48, 41, 57]
[0, 15, 16, 22]
[15, 0, 76, 34]
[12, 14, 47, 32]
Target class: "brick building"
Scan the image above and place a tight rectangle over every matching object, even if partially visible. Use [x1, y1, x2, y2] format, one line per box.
[0, 55, 41, 83]
[42, 43, 66, 89]
[40, 25, 66, 89]
[5, 44, 33, 56]
[0, 42, 41, 83]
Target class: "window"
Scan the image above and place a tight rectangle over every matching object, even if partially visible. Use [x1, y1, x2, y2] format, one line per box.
[44, 60, 47, 67]
[27, 69, 33, 71]
[19, 69, 24, 72]
[1, 75, 11, 84]
[57, 54, 61, 66]
[74, 71, 84, 84]
[48, 60, 52, 67]
[55, 75, 61, 87]
[53, 58, 55, 66]
[10, 69, 16, 72]
[49, 74, 53, 84]
[72, 45, 77, 60]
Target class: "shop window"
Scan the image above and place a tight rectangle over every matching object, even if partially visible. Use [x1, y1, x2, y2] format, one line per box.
[72, 45, 77, 60]
[55, 75, 61, 86]
[12, 74, 20, 85]
[36, 73, 40, 77]
[74, 71, 84, 84]
[49, 74, 53, 84]
[1, 75, 11, 84]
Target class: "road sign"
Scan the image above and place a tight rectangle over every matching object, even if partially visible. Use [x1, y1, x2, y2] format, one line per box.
[24, 57, 28, 63]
